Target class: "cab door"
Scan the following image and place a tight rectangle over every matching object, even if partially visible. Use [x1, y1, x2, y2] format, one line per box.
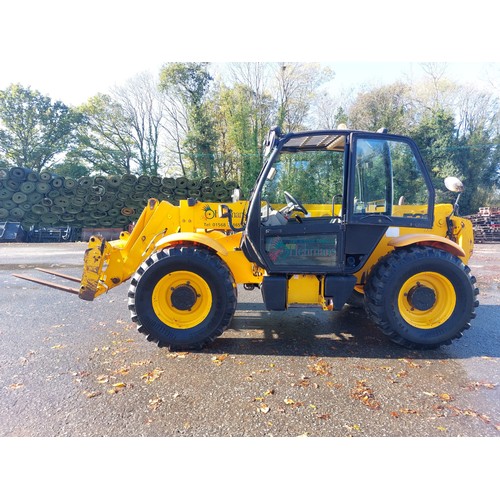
[254, 135, 348, 275]
[343, 132, 435, 271]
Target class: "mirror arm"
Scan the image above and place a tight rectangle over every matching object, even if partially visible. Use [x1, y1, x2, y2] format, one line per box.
[452, 192, 461, 216]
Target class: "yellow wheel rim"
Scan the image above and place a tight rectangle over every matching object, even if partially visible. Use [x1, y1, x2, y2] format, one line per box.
[398, 272, 455, 329]
[152, 271, 212, 329]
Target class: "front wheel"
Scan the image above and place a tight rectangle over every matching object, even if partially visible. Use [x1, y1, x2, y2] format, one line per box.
[365, 246, 479, 349]
[128, 246, 237, 350]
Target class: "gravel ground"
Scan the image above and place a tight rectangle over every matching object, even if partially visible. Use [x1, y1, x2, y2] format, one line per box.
[0, 241, 497, 497]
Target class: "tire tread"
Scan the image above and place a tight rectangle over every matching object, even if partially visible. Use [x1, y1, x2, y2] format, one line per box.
[128, 245, 236, 350]
[364, 246, 479, 349]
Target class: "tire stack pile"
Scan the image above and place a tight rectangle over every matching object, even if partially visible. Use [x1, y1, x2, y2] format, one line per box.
[466, 207, 500, 243]
[0, 167, 238, 228]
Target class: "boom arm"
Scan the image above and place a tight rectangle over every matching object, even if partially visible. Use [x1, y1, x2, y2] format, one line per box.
[79, 198, 247, 301]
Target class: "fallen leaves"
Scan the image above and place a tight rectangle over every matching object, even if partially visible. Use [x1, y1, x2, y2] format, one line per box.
[141, 368, 164, 384]
[399, 408, 420, 415]
[439, 393, 454, 402]
[399, 358, 421, 369]
[254, 389, 275, 414]
[257, 404, 270, 414]
[308, 358, 331, 376]
[19, 350, 36, 365]
[211, 353, 228, 365]
[114, 366, 130, 376]
[167, 352, 189, 359]
[421, 387, 499, 431]
[96, 375, 109, 384]
[351, 380, 381, 410]
[448, 406, 492, 424]
[83, 390, 101, 398]
[317, 413, 331, 420]
[325, 381, 343, 389]
[254, 388, 318, 415]
[292, 377, 311, 388]
[464, 381, 497, 391]
[344, 423, 361, 433]
[131, 360, 153, 367]
[148, 397, 164, 411]
[108, 382, 127, 394]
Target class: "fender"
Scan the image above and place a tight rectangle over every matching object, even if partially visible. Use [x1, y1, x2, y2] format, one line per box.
[388, 234, 465, 258]
[154, 232, 228, 256]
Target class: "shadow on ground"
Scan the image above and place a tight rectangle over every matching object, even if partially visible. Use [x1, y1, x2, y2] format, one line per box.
[202, 302, 500, 361]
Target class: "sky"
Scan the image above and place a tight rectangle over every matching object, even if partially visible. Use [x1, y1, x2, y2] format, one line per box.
[0, 1, 498, 105]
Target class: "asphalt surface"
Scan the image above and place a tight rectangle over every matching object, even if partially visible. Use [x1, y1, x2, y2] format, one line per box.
[0, 242, 499, 437]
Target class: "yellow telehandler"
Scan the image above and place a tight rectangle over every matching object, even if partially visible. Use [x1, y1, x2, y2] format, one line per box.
[16, 126, 479, 350]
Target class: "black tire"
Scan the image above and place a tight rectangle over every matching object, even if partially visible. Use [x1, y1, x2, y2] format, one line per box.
[365, 246, 479, 349]
[128, 246, 237, 350]
[346, 289, 365, 309]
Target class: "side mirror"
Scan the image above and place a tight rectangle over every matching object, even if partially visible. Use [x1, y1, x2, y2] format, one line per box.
[444, 176, 464, 193]
[263, 126, 281, 157]
[444, 177, 464, 216]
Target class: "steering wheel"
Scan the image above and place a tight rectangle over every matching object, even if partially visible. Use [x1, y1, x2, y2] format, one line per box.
[281, 191, 308, 216]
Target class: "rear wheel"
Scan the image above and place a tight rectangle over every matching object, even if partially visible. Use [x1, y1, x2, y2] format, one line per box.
[365, 246, 479, 349]
[128, 246, 237, 350]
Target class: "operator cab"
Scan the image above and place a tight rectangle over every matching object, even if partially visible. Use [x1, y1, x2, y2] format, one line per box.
[241, 126, 435, 275]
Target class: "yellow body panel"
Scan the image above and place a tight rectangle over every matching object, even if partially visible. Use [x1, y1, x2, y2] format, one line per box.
[79, 198, 258, 300]
[80, 198, 474, 307]
[155, 232, 229, 256]
[288, 274, 322, 306]
[389, 234, 465, 257]
[353, 204, 474, 293]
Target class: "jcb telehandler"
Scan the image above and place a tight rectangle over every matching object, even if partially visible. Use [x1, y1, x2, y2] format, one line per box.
[17, 126, 479, 350]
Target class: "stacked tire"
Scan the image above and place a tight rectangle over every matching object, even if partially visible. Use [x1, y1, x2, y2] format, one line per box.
[0, 167, 238, 228]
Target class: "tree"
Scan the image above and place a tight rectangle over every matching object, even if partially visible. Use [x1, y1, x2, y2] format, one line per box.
[410, 107, 460, 205]
[111, 72, 164, 175]
[159, 63, 217, 178]
[160, 88, 189, 176]
[312, 92, 348, 130]
[348, 82, 415, 134]
[212, 83, 265, 194]
[68, 93, 136, 175]
[274, 63, 334, 132]
[0, 84, 81, 171]
[216, 63, 275, 193]
[453, 86, 500, 212]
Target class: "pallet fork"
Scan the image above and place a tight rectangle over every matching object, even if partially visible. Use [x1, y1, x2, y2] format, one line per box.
[13, 268, 81, 295]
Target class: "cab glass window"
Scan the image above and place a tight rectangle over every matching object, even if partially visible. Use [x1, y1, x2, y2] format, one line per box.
[262, 150, 343, 206]
[353, 137, 430, 221]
